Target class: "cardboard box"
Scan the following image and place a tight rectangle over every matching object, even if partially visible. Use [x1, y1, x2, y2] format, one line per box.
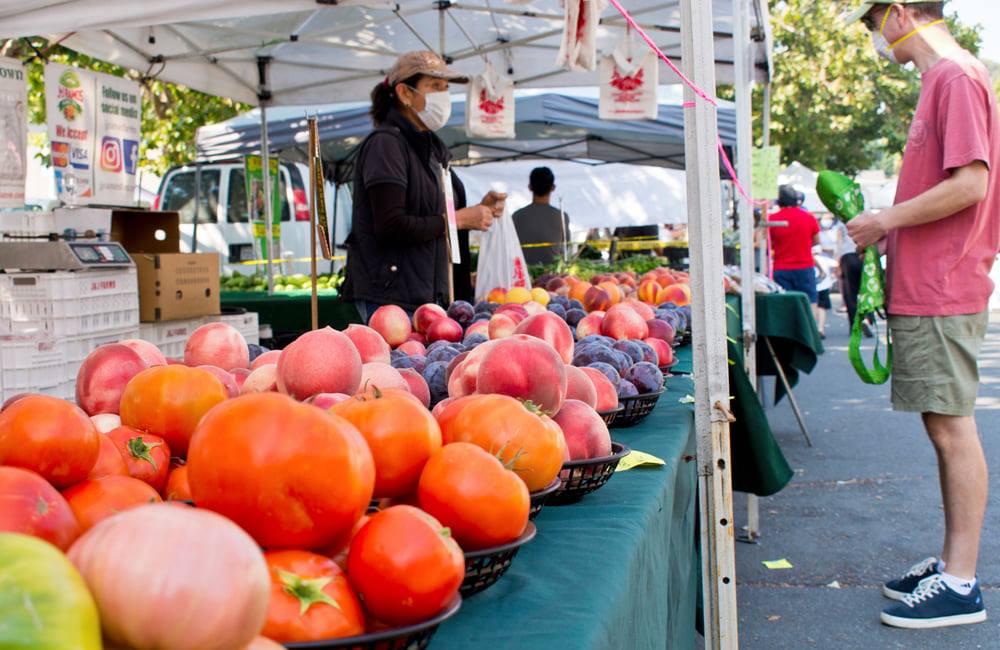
[110, 210, 181, 254]
[134, 253, 220, 322]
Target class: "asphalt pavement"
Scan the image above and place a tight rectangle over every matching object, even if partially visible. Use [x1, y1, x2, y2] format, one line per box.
[733, 298, 1000, 648]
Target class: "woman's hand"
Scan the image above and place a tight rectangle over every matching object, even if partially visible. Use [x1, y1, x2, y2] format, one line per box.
[456, 205, 495, 231]
[480, 190, 507, 217]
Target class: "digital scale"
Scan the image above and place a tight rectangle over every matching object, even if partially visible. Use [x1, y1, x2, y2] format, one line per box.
[0, 240, 133, 272]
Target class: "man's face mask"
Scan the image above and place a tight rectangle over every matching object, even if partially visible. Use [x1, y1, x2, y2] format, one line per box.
[870, 5, 946, 65]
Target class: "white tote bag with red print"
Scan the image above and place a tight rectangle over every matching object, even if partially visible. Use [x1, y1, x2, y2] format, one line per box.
[556, 0, 607, 71]
[466, 62, 515, 139]
[599, 35, 659, 121]
[474, 204, 530, 302]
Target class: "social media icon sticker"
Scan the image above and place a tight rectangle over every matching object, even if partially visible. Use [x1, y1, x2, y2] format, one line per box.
[100, 136, 122, 172]
[122, 139, 139, 175]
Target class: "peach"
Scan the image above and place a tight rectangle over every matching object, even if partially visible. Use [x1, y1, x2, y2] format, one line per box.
[231, 368, 252, 390]
[523, 300, 546, 316]
[0, 393, 28, 411]
[476, 334, 567, 415]
[564, 365, 598, 409]
[90, 413, 121, 433]
[76, 343, 148, 416]
[426, 317, 463, 343]
[568, 281, 592, 304]
[447, 340, 499, 398]
[488, 313, 518, 339]
[344, 324, 392, 364]
[495, 304, 528, 323]
[575, 313, 605, 340]
[583, 286, 612, 313]
[505, 286, 532, 304]
[645, 338, 675, 368]
[197, 365, 240, 398]
[654, 269, 676, 287]
[545, 277, 567, 293]
[251, 349, 281, 370]
[553, 399, 612, 460]
[646, 319, 676, 345]
[184, 322, 249, 371]
[241, 364, 279, 394]
[277, 327, 362, 399]
[368, 304, 412, 347]
[119, 339, 167, 367]
[624, 299, 656, 321]
[305, 393, 352, 409]
[464, 320, 489, 339]
[358, 362, 409, 393]
[514, 312, 575, 364]
[486, 287, 508, 304]
[406, 332, 427, 345]
[397, 340, 427, 356]
[657, 284, 690, 307]
[637, 281, 660, 304]
[399, 368, 431, 408]
[580, 367, 620, 412]
[597, 281, 622, 305]
[601, 304, 649, 341]
[166, 358, 185, 365]
[413, 303, 447, 333]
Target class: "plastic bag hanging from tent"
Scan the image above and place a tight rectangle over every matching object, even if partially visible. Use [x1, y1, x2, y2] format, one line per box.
[556, 0, 608, 71]
[474, 204, 530, 302]
[466, 61, 516, 139]
[599, 30, 659, 120]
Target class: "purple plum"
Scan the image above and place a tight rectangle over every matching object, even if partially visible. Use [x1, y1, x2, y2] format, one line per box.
[613, 340, 644, 364]
[565, 308, 587, 327]
[617, 379, 640, 398]
[623, 361, 665, 394]
[547, 303, 567, 320]
[634, 339, 659, 366]
[587, 362, 621, 389]
[447, 300, 475, 327]
[422, 361, 449, 405]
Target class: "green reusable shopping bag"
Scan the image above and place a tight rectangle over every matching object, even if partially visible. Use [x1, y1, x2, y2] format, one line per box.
[816, 171, 892, 384]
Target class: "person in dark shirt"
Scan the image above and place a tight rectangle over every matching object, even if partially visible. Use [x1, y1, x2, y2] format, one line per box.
[342, 51, 505, 318]
[511, 167, 570, 266]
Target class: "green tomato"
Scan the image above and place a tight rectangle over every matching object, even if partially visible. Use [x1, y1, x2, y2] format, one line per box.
[0, 533, 102, 650]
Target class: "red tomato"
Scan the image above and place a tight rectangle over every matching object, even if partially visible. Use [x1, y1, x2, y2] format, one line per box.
[106, 426, 171, 492]
[162, 462, 192, 501]
[440, 394, 567, 491]
[329, 389, 441, 498]
[88, 434, 129, 479]
[187, 393, 374, 549]
[0, 394, 99, 488]
[0, 466, 80, 550]
[418, 442, 529, 550]
[62, 475, 162, 532]
[261, 550, 365, 642]
[347, 505, 463, 626]
[323, 514, 370, 571]
[119, 365, 228, 457]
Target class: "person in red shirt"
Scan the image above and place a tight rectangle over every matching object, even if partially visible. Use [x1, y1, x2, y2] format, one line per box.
[768, 184, 820, 305]
[846, 0, 999, 629]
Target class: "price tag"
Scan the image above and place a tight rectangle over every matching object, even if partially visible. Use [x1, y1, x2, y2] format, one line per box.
[440, 166, 461, 264]
[615, 449, 666, 472]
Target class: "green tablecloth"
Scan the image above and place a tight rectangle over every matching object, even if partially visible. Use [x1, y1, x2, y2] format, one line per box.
[221, 291, 361, 335]
[435, 376, 699, 649]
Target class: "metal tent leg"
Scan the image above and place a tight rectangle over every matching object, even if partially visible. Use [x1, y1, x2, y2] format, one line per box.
[763, 336, 813, 447]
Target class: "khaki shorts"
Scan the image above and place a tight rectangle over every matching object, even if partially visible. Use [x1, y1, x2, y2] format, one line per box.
[888, 312, 989, 417]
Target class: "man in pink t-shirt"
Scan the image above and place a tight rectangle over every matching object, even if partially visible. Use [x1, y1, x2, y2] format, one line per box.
[846, 0, 999, 630]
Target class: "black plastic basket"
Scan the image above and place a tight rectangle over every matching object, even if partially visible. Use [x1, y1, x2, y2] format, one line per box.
[460, 522, 537, 597]
[597, 404, 624, 427]
[529, 478, 560, 520]
[283, 594, 461, 650]
[548, 442, 631, 506]
[611, 389, 665, 428]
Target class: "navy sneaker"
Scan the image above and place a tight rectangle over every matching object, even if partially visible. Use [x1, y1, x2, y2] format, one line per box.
[883, 556, 939, 601]
[881, 574, 987, 629]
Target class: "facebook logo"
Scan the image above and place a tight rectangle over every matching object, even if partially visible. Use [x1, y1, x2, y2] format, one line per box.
[122, 139, 139, 175]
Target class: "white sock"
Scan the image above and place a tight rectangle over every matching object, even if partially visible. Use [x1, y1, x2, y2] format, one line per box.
[936, 559, 946, 573]
[939, 572, 976, 596]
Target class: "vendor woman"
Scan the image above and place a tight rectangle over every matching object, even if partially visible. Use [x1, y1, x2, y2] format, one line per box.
[343, 51, 505, 320]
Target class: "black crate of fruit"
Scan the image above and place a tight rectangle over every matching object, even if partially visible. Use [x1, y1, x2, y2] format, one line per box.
[597, 404, 624, 427]
[611, 389, 665, 428]
[548, 442, 631, 506]
[460, 522, 537, 597]
[529, 478, 560, 520]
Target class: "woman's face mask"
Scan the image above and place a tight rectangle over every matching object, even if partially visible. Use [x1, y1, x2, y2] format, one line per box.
[408, 85, 452, 132]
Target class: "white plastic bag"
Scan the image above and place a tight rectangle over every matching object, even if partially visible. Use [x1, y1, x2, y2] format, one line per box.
[599, 34, 658, 120]
[474, 205, 530, 302]
[466, 62, 516, 139]
[556, 0, 607, 71]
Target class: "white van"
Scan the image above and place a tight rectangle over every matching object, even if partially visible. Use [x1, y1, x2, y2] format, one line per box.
[155, 161, 349, 277]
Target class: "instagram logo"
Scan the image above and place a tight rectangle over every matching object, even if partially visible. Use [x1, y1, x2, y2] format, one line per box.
[100, 136, 122, 172]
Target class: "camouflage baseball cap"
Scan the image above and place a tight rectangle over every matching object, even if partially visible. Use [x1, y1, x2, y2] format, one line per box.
[387, 51, 469, 86]
[843, 0, 943, 25]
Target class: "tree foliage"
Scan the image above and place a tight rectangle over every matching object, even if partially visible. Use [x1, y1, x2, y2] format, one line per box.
[764, 0, 983, 175]
[2, 38, 249, 175]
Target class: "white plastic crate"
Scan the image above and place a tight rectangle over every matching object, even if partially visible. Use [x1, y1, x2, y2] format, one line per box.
[0, 335, 69, 402]
[137, 317, 208, 361]
[64, 325, 141, 391]
[218, 311, 260, 346]
[0, 269, 139, 337]
[0, 211, 56, 239]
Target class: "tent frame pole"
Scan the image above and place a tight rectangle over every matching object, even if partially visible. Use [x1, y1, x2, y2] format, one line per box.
[680, 0, 739, 647]
[258, 57, 275, 295]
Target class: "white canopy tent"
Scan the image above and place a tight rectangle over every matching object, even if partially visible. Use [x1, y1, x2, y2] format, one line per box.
[0, 2, 770, 645]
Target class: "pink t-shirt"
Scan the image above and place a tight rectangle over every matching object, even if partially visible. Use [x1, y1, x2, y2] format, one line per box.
[887, 53, 1000, 316]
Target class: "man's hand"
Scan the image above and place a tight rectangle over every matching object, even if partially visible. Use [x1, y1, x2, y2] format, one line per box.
[846, 210, 889, 249]
[455, 205, 494, 231]
[480, 190, 507, 217]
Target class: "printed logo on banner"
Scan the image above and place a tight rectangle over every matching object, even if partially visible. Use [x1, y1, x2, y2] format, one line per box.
[51, 141, 69, 167]
[70, 146, 89, 170]
[57, 69, 83, 121]
[100, 136, 122, 172]
[122, 139, 139, 174]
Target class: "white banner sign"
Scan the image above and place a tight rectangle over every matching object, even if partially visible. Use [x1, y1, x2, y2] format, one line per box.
[45, 64, 141, 206]
[0, 57, 26, 208]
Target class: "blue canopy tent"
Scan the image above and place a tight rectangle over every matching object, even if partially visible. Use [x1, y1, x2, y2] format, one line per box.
[195, 92, 738, 181]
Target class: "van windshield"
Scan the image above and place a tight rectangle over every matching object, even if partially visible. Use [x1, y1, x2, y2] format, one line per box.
[162, 169, 221, 223]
